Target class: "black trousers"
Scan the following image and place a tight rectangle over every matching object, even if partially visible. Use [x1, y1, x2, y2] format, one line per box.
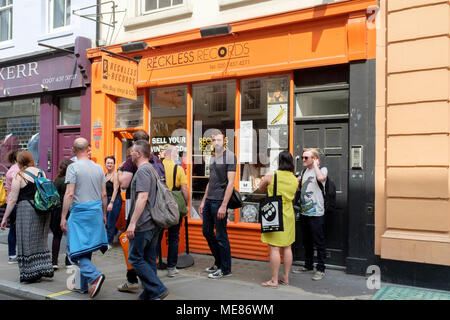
[299, 215, 326, 272]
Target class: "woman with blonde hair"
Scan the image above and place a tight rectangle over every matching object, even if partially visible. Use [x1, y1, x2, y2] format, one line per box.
[0, 151, 54, 283]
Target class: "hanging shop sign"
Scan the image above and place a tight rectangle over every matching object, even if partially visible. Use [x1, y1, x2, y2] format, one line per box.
[101, 55, 137, 100]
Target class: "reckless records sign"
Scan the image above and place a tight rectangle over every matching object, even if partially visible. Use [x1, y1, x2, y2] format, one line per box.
[102, 56, 137, 100]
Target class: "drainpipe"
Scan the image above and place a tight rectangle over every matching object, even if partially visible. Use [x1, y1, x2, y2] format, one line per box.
[96, 0, 101, 47]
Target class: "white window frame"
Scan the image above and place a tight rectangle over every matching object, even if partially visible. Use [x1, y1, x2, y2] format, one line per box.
[48, 0, 71, 33]
[0, 0, 13, 42]
[141, 0, 184, 15]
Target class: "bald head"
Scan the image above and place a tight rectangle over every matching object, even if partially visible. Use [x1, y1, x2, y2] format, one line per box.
[73, 137, 90, 157]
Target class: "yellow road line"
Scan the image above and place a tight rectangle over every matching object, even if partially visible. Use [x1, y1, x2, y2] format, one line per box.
[46, 290, 72, 299]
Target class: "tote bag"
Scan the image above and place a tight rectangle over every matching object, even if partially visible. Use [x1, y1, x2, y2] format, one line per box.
[259, 171, 284, 233]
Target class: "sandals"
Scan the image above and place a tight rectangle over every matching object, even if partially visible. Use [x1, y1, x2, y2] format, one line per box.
[278, 279, 289, 286]
[261, 280, 278, 289]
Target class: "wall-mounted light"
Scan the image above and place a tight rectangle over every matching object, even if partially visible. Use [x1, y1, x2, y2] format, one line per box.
[121, 41, 148, 53]
[200, 24, 232, 38]
[41, 84, 49, 91]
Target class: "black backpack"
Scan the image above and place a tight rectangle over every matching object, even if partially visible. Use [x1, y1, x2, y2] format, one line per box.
[299, 168, 336, 214]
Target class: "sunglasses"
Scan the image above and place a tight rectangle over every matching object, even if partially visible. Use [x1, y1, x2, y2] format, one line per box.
[302, 156, 310, 160]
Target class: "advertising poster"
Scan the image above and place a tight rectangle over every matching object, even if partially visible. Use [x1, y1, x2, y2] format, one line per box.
[267, 103, 288, 126]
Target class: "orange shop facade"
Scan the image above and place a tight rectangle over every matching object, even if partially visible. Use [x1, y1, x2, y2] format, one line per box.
[87, 0, 377, 272]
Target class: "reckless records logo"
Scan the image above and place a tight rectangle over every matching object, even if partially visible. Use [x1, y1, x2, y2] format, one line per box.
[146, 42, 250, 70]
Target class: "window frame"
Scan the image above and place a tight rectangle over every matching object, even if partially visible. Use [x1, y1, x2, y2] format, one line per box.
[48, 0, 71, 33]
[141, 0, 184, 15]
[0, 0, 13, 42]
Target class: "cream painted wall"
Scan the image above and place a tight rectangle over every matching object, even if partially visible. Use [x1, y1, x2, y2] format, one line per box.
[98, 0, 338, 46]
[377, 0, 450, 266]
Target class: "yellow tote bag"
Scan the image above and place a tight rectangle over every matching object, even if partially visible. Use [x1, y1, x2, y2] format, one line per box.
[0, 177, 7, 207]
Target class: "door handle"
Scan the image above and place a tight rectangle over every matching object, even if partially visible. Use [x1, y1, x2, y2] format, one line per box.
[294, 155, 300, 176]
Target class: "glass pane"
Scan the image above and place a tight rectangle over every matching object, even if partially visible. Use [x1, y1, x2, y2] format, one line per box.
[145, 0, 157, 11]
[240, 75, 290, 223]
[150, 86, 187, 158]
[173, 0, 183, 5]
[0, 9, 9, 41]
[159, 0, 171, 8]
[191, 80, 236, 221]
[53, 0, 65, 29]
[0, 1, 6, 7]
[115, 95, 144, 128]
[295, 90, 349, 118]
[59, 96, 80, 125]
[0, 98, 40, 171]
[66, 0, 70, 25]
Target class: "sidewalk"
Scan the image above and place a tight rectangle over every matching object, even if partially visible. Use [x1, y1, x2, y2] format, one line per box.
[0, 230, 377, 300]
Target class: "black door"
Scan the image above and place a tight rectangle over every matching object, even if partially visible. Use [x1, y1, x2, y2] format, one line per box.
[293, 121, 348, 267]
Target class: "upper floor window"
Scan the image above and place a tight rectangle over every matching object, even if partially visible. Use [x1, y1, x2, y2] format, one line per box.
[49, 0, 71, 32]
[0, 0, 13, 42]
[143, 0, 183, 13]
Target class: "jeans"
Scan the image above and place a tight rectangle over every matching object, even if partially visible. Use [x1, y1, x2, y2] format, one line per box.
[202, 199, 231, 274]
[128, 228, 167, 300]
[8, 206, 16, 257]
[167, 218, 182, 268]
[107, 196, 122, 245]
[78, 253, 102, 292]
[299, 214, 326, 272]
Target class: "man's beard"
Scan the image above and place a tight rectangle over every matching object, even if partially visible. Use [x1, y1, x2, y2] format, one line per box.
[213, 145, 223, 153]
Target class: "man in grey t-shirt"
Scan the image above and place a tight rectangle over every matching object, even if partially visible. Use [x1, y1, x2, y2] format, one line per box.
[61, 138, 108, 298]
[126, 140, 168, 300]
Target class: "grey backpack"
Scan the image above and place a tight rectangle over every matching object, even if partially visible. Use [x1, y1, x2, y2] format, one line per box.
[148, 164, 180, 228]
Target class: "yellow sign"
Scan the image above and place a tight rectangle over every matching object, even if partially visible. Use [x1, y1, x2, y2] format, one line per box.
[101, 56, 137, 100]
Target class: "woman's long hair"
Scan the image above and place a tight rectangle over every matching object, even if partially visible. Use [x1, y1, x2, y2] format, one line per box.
[16, 151, 36, 179]
[54, 159, 73, 182]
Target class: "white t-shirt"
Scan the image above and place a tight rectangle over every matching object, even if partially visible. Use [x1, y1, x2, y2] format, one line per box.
[300, 167, 328, 217]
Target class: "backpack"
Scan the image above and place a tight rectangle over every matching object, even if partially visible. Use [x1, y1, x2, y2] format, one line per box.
[24, 169, 61, 214]
[299, 168, 336, 214]
[147, 164, 180, 228]
[171, 164, 188, 217]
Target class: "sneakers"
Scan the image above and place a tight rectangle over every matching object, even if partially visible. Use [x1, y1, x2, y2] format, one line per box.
[208, 269, 232, 279]
[8, 256, 18, 264]
[53, 265, 59, 271]
[167, 267, 179, 278]
[312, 271, 325, 281]
[153, 290, 169, 300]
[70, 288, 88, 294]
[117, 281, 139, 292]
[292, 266, 314, 274]
[90, 274, 106, 298]
[205, 264, 218, 273]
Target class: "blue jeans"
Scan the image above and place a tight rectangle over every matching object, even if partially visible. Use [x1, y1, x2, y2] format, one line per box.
[202, 199, 231, 274]
[167, 218, 182, 268]
[128, 228, 167, 300]
[8, 206, 17, 257]
[78, 253, 102, 292]
[107, 196, 122, 245]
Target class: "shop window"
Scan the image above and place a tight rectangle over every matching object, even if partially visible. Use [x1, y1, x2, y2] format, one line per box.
[0, 0, 13, 42]
[295, 90, 349, 118]
[0, 98, 40, 171]
[59, 96, 80, 126]
[150, 86, 187, 158]
[115, 95, 144, 129]
[239, 75, 290, 223]
[49, 0, 71, 31]
[191, 80, 236, 221]
[142, 0, 183, 13]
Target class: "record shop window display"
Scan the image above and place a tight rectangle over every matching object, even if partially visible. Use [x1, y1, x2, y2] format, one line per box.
[239, 75, 290, 223]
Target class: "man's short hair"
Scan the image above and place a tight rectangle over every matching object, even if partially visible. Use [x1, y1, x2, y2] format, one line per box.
[133, 130, 149, 142]
[210, 128, 225, 138]
[73, 138, 90, 152]
[303, 148, 320, 159]
[133, 140, 150, 159]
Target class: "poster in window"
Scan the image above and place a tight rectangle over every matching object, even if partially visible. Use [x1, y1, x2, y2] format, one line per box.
[239, 120, 254, 163]
[267, 103, 288, 126]
[268, 125, 288, 149]
[267, 90, 288, 103]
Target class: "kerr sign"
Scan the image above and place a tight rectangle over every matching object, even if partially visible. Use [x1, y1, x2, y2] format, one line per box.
[101, 56, 137, 100]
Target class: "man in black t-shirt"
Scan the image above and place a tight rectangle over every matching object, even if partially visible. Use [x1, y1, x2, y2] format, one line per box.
[198, 130, 236, 279]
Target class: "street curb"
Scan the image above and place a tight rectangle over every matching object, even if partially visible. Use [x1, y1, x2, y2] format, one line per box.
[0, 279, 82, 300]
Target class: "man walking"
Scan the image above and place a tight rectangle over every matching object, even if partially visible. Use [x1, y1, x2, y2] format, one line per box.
[161, 145, 189, 277]
[199, 129, 236, 279]
[292, 148, 328, 281]
[61, 138, 108, 298]
[126, 140, 168, 300]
